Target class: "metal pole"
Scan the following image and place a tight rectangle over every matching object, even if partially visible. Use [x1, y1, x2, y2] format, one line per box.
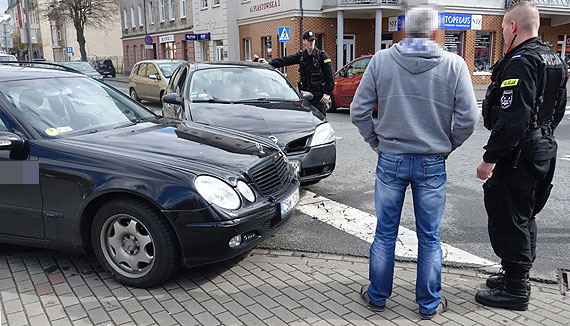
[24, 0, 33, 60]
[3, 22, 8, 54]
[299, 0, 303, 51]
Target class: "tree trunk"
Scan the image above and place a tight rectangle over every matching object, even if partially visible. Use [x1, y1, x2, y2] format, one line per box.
[75, 26, 87, 61]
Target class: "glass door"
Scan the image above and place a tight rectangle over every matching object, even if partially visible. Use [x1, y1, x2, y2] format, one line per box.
[343, 34, 355, 66]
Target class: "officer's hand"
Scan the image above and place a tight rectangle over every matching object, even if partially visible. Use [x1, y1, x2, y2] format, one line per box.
[477, 161, 496, 180]
[373, 147, 379, 155]
[321, 94, 330, 104]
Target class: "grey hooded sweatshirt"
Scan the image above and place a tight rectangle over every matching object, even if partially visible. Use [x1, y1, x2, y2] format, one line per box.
[350, 39, 479, 155]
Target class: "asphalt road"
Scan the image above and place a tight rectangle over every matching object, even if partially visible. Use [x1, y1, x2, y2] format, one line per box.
[104, 79, 570, 282]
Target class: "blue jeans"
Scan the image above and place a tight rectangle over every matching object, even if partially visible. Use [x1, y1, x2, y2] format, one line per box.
[368, 151, 446, 314]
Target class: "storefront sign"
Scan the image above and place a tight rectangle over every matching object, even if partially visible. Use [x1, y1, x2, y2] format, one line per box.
[185, 33, 211, 41]
[250, 0, 281, 13]
[471, 15, 482, 30]
[388, 16, 405, 32]
[391, 14, 482, 31]
[159, 35, 175, 43]
[144, 44, 154, 49]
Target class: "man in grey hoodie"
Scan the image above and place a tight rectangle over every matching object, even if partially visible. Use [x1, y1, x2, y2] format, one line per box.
[350, 5, 479, 320]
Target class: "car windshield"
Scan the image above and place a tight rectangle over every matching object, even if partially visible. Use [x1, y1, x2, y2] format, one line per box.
[189, 67, 300, 102]
[0, 55, 17, 62]
[62, 62, 97, 73]
[157, 61, 183, 78]
[0, 77, 156, 138]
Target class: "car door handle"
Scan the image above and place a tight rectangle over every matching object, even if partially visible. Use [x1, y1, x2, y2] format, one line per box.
[42, 210, 64, 219]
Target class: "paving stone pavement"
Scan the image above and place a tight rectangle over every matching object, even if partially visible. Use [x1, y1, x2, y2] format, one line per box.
[1, 247, 569, 326]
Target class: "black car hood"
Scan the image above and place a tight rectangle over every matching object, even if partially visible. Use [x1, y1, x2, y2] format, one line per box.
[56, 121, 278, 178]
[190, 101, 323, 147]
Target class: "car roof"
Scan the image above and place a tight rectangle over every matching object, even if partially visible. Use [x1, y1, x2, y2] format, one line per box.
[180, 61, 278, 72]
[0, 64, 87, 82]
[137, 59, 185, 64]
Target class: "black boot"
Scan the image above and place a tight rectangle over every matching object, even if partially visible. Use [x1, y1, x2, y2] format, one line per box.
[486, 271, 531, 295]
[476, 277, 529, 311]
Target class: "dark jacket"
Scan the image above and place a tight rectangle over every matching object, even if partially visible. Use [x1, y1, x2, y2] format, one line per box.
[269, 47, 335, 95]
[483, 37, 568, 164]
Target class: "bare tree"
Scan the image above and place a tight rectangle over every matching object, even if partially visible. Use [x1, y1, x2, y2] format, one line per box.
[43, 0, 119, 61]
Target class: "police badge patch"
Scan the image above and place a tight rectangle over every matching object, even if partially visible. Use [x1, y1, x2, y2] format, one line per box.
[501, 90, 513, 109]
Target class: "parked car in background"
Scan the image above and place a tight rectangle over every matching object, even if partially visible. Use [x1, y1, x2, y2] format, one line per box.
[129, 60, 185, 104]
[60, 61, 104, 80]
[0, 63, 300, 287]
[329, 55, 376, 113]
[0, 54, 17, 61]
[94, 59, 116, 78]
[162, 62, 337, 184]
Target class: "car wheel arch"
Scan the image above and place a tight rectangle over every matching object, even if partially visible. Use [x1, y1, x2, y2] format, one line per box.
[79, 191, 175, 252]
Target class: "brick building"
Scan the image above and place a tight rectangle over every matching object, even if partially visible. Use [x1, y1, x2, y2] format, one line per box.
[238, 0, 570, 84]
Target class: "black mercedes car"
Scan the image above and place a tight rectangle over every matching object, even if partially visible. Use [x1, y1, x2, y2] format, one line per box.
[161, 62, 336, 184]
[0, 64, 299, 287]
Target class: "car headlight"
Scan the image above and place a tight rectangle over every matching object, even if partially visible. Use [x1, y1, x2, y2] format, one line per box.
[195, 176, 241, 210]
[236, 181, 255, 202]
[310, 122, 335, 146]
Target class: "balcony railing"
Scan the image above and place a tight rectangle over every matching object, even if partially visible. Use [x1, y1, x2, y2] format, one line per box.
[506, 0, 570, 7]
[323, 0, 401, 7]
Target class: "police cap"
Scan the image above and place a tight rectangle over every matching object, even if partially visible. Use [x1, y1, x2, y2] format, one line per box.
[303, 31, 316, 41]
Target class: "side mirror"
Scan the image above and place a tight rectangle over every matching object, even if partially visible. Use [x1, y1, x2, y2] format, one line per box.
[301, 91, 314, 101]
[162, 93, 182, 106]
[0, 132, 24, 151]
[149, 74, 159, 81]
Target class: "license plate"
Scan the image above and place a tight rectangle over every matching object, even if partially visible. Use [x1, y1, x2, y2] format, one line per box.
[280, 187, 300, 217]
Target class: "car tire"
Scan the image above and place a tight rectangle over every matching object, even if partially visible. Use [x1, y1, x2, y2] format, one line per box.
[91, 199, 180, 288]
[130, 88, 140, 102]
[326, 95, 338, 113]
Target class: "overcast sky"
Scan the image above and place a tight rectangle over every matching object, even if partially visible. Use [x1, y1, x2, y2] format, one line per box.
[1, 0, 8, 15]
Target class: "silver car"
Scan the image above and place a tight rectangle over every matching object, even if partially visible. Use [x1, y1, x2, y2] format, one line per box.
[0, 54, 17, 62]
[129, 59, 184, 103]
[60, 61, 104, 80]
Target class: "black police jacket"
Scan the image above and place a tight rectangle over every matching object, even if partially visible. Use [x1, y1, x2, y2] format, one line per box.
[269, 47, 335, 95]
[482, 37, 568, 164]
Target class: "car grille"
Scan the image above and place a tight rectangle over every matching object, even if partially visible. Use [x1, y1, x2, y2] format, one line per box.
[250, 152, 290, 196]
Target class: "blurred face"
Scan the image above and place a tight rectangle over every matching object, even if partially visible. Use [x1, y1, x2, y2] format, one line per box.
[303, 39, 315, 51]
[502, 16, 516, 48]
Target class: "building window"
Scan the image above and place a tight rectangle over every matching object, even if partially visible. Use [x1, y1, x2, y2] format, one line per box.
[131, 7, 136, 28]
[180, 0, 186, 18]
[315, 34, 324, 50]
[474, 31, 493, 73]
[57, 29, 61, 41]
[444, 31, 464, 57]
[169, 0, 174, 20]
[138, 5, 143, 26]
[160, 0, 165, 22]
[123, 9, 128, 29]
[149, 2, 154, 24]
[243, 38, 251, 61]
[213, 0, 220, 6]
[263, 36, 272, 59]
[201, 0, 207, 9]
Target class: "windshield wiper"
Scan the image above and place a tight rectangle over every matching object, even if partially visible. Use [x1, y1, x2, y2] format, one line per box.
[113, 116, 157, 129]
[234, 98, 296, 103]
[192, 99, 233, 104]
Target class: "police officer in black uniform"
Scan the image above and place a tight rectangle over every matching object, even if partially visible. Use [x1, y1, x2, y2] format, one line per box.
[475, 2, 568, 311]
[268, 31, 335, 116]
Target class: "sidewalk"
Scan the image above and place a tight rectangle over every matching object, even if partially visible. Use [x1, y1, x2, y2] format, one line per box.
[1, 248, 568, 326]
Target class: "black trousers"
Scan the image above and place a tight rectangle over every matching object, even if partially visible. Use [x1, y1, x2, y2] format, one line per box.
[307, 91, 326, 117]
[483, 155, 556, 279]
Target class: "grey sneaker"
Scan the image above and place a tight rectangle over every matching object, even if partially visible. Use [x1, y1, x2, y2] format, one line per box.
[360, 284, 385, 312]
[419, 296, 448, 320]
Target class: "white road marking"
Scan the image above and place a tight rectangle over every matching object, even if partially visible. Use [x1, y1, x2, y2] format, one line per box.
[298, 191, 499, 268]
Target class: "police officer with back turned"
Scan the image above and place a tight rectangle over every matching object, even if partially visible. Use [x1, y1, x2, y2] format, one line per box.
[268, 31, 334, 116]
[476, 1, 568, 311]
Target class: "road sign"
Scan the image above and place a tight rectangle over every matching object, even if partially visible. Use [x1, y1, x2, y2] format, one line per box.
[278, 27, 290, 42]
[66, 47, 73, 54]
[144, 35, 153, 45]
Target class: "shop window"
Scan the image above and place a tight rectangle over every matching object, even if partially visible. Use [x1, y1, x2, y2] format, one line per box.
[263, 36, 272, 59]
[244, 38, 252, 61]
[445, 31, 464, 57]
[165, 42, 176, 59]
[557, 34, 570, 69]
[474, 31, 493, 73]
